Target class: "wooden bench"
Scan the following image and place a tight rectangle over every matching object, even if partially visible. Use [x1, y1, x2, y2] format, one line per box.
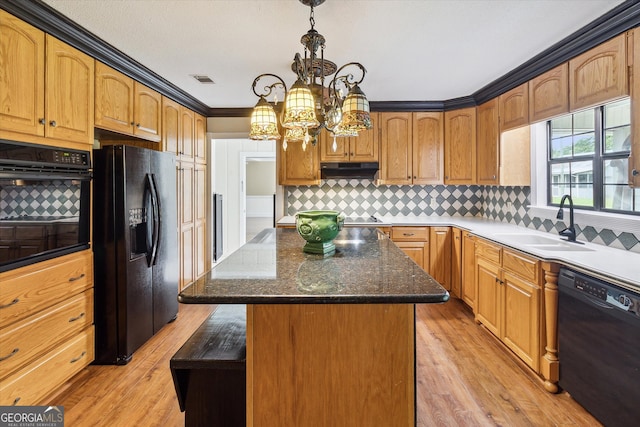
[170, 304, 246, 427]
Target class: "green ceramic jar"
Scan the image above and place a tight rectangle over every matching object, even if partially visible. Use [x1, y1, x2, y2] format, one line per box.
[295, 210, 345, 254]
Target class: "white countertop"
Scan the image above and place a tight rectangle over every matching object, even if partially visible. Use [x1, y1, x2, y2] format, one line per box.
[278, 215, 640, 292]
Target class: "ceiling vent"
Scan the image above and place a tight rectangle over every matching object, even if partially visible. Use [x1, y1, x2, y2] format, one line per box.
[191, 75, 215, 84]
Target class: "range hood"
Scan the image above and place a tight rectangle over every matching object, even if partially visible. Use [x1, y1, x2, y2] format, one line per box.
[320, 162, 379, 179]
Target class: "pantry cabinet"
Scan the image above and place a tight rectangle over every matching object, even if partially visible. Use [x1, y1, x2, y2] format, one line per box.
[499, 82, 529, 131]
[569, 33, 628, 111]
[444, 107, 476, 185]
[0, 10, 94, 149]
[474, 238, 543, 371]
[528, 63, 569, 123]
[476, 99, 500, 185]
[320, 113, 379, 162]
[0, 250, 94, 405]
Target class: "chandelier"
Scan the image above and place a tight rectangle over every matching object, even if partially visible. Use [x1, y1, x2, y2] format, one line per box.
[249, 0, 372, 151]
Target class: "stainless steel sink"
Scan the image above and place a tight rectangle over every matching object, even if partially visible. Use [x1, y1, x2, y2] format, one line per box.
[527, 243, 594, 252]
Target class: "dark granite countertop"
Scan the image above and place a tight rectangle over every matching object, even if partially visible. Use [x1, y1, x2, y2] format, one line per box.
[179, 227, 450, 305]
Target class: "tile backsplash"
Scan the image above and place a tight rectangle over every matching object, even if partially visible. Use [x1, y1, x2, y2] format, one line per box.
[286, 180, 640, 253]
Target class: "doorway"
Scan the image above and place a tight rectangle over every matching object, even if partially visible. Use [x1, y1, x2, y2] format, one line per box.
[240, 153, 276, 243]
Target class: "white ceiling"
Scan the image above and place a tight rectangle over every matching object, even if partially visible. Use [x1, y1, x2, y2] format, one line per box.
[42, 0, 625, 109]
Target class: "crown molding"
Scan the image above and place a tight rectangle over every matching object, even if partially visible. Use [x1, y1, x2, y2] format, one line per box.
[3, 0, 639, 118]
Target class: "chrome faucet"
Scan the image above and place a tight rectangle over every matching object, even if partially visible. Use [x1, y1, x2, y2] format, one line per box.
[556, 194, 576, 242]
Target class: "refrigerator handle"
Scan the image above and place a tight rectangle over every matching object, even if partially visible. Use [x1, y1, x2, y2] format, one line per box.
[144, 174, 160, 266]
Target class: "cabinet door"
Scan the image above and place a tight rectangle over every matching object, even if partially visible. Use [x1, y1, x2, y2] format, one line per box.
[162, 96, 180, 154]
[94, 61, 134, 134]
[194, 113, 207, 164]
[429, 227, 451, 291]
[569, 33, 628, 111]
[279, 140, 320, 185]
[475, 257, 501, 337]
[450, 228, 462, 299]
[394, 241, 429, 271]
[133, 83, 162, 142]
[194, 164, 207, 279]
[502, 271, 540, 370]
[180, 107, 195, 160]
[630, 29, 640, 187]
[178, 162, 194, 289]
[412, 112, 444, 184]
[0, 10, 45, 138]
[45, 35, 94, 145]
[499, 82, 529, 131]
[476, 99, 499, 185]
[379, 112, 412, 184]
[529, 63, 569, 123]
[444, 107, 476, 184]
[349, 112, 379, 162]
[320, 129, 348, 161]
[461, 232, 476, 309]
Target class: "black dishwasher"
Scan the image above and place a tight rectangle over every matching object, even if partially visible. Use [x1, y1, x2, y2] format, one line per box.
[558, 268, 640, 427]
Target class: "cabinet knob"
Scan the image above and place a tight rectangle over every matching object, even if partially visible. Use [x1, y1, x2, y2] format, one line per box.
[445, 176, 449, 180]
[136, 123, 141, 128]
[492, 175, 496, 180]
[344, 153, 348, 156]
[407, 176, 411, 179]
[131, 122, 135, 126]
[413, 176, 416, 179]
[633, 169, 639, 176]
[49, 120, 57, 127]
[38, 118, 45, 125]
[350, 152, 354, 156]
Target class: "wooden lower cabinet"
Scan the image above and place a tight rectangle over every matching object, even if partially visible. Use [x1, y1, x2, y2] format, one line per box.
[461, 231, 476, 308]
[391, 226, 430, 271]
[0, 250, 94, 405]
[474, 239, 543, 372]
[450, 228, 462, 299]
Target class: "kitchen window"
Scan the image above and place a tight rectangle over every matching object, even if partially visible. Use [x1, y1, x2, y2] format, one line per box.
[547, 98, 639, 214]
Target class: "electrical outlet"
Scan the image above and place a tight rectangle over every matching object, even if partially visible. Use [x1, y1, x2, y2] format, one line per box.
[506, 201, 514, 214]
[430, 198, 438, 210]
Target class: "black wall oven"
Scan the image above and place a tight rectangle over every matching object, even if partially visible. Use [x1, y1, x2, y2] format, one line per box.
[0, 140, 91, 272]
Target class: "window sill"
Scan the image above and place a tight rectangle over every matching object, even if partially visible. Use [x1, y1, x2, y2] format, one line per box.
[527, 205, 640, 235]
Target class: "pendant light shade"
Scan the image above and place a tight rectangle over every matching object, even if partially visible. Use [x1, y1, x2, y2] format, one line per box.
[282, 79, 320, 129]
[340, 84, 372, 132]
[249, 97, 280, 140]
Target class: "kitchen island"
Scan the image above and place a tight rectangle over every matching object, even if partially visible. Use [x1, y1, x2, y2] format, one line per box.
[178, 227, 449, 427]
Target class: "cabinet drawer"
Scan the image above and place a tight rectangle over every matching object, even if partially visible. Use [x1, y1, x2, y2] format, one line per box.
[14, 225, 47, 239]
[503, 249, 539, 283]
[475, 239, 501, 264]
[0, 250, 93, 328]
[0, 289, 93, 380]
[391, 226, 429, 241]
[0, 325, 94, 406]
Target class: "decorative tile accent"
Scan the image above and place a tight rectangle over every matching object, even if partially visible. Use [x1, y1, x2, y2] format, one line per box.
[286, 182, 640, 253]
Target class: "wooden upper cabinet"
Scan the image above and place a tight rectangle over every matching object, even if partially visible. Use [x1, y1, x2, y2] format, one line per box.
[412, 112, 444, 185]
[320, 112, 378, 163]
[95, 61, 134, 134]
[500, 126, 531, 186]
[529, 63, 569, 123]
[279, 140, 320, 185]
[0, 10, 45, 138]
[162, 96, 180, 154]
[444, 107, 476, 185]
[133, 83, 161, 142]
[45, 35, 94, 146]
[476, 99, 499, 185]
[569, 33, 628, 111]
[180, 107, 195, 160]
[379, 112, 413, 184]
[631, 29, 640, 188]
[194, 113, 207, 164]
[499, 82, 529, 131]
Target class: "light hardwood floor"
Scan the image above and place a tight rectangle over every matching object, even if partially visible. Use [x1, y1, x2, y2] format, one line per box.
[45, 299, 600, 426]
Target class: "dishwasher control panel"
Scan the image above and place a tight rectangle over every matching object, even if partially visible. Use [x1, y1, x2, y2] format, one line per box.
[574, 276, 607, 300]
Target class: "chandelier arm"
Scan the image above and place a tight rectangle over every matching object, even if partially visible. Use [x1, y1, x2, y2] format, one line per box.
[251, 74, 287, 99]
[333, 62, 368, 87]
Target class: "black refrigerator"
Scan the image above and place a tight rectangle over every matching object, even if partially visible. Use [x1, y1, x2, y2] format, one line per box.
[93, 145, 178, 364]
